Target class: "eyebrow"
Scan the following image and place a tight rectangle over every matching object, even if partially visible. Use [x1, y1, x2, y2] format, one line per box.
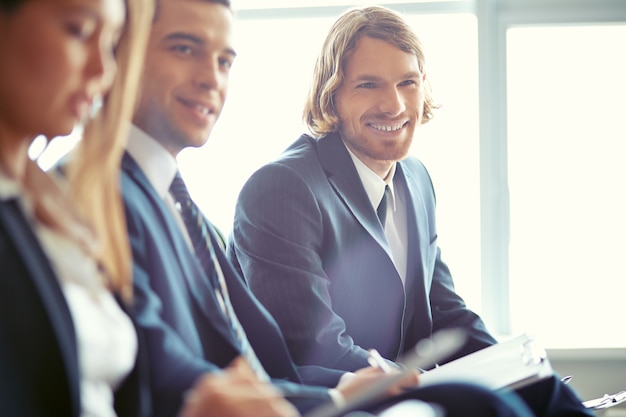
[350, 71, 422, 83]
[163, 32, 237, 57]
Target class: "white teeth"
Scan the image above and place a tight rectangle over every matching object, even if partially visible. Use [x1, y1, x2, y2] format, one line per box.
[370, 123, 403, 132]
[194, 105, 209, 115]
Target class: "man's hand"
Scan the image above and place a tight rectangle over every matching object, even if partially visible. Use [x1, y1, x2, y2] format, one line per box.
[335, 365, 420, 403]
[178, 356, 300, 417]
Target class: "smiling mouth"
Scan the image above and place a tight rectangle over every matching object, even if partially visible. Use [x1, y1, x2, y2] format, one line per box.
[179, 98, 213, 116]
[368, 122, 407, 132]
[191, 104, 210, 116]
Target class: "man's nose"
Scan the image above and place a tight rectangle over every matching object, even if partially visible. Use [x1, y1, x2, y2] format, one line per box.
[193, 58, 222, 91]
[377, 87, 406, 116]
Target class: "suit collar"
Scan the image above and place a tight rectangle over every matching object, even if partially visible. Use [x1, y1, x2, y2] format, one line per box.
[126, 124, 178, 199]
[316, 133, 390, 253]
[121, 153, 241, 349]
[316, 134, 431, 289]
[345, 145, 397, 212]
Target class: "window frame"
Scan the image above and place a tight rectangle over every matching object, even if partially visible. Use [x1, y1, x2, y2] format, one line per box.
[478, 0, 626, 336]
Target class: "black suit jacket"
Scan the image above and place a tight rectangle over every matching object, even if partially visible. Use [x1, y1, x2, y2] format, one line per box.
[0, 198, 150, 417]
[229, 133, 496, 371]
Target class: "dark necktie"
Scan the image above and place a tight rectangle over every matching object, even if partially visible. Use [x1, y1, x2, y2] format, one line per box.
[377, 185, 391, 226]
[169, 171, 269, 381]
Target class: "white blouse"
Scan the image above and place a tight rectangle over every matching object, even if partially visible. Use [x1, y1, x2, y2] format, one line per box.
[37, 223, 137, 417]
[2, 174, 138, 417]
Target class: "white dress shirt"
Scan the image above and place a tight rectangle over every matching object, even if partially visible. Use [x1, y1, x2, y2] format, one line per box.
[345, 146, 409, 285]
[126, 125, 191, 246]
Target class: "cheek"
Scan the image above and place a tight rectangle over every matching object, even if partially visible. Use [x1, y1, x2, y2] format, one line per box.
[5, 34, 76, 112]
[413, 90, 426, 112]
[141, 63, 175, 103]
[335, 97, 357, 128]
[9, 34, 56, 88]
[25, 28, 80, 81]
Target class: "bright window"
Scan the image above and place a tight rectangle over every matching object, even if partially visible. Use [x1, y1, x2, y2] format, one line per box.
[180, 12, 483, 312]
[506, 24, 626, 348]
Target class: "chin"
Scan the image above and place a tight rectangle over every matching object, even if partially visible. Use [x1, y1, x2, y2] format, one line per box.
[185, 134, 211, 149]
[43, 124, 75, 141]
[379, 142, 411, 161]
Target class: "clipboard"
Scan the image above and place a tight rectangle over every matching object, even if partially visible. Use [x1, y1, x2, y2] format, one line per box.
[583, 390, 626, 410]
[304, 328, 467, 417]
[418, 333, 554, 391]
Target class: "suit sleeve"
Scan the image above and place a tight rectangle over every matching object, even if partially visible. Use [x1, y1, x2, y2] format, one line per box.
[428, 248, 496, 360]
[124, 197, 218, 417]
[230, 163, 371, 372]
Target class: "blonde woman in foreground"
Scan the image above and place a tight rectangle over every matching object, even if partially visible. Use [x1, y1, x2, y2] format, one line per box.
[0, 0, 150, 416]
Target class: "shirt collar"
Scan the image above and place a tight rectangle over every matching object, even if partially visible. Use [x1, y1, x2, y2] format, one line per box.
[126, 124, 178, 199]
[0, 171, 21, 201]
[344, 143, 396, 211]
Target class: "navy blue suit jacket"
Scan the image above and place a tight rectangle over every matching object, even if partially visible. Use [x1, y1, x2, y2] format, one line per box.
[120, 154, 334, 417]
[229, 133, 496, 372]
[0, 199, 149, 417]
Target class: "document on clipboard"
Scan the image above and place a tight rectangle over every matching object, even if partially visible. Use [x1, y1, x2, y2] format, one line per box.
[304, 328, 467, 417]
[305, 332, 553, 417]
[418, 333, 554, 391]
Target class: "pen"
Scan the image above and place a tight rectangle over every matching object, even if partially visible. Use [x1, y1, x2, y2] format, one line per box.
[367, 349, 393, 374]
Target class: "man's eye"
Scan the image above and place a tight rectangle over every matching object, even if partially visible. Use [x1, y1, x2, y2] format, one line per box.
[172, 45, 193, 55]
[399, 79, 418, 87]
[219, 57, 233, 70]
[357, 82, 375, 89]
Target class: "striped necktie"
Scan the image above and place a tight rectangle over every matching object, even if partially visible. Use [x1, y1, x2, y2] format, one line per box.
[169, 171, 269, 381]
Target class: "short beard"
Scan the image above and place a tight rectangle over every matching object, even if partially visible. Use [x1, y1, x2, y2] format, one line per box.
[338, 124, 412, 164]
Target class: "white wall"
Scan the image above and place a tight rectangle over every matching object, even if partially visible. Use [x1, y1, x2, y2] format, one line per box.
[548, 348, 626, 414]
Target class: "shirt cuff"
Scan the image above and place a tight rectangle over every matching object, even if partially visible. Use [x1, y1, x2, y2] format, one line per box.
[328, 388, 346, 408]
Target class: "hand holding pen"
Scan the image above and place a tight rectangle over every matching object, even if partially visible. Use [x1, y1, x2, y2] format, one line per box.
[334, 353, 420, 407]
[367, 349, 394, 374]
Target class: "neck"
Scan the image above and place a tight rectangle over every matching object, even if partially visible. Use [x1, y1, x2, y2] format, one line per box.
[0, 129, 33, 181]
[365, 157, 395, 180]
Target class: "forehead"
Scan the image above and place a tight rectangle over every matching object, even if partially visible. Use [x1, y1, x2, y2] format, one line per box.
[152, 0, 233, 44]
[343, 36, 420, 79]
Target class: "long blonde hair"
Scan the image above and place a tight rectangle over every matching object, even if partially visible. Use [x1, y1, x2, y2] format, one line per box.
[304, 6, 437, 138]
[65, 0, 153, 303]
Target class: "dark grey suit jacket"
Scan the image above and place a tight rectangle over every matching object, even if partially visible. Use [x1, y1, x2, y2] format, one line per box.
[229, 132, 496, 372]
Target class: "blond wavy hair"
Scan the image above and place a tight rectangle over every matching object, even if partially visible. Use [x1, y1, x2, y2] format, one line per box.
[304, 6, 437, 138]
[64, 0, 154, 303]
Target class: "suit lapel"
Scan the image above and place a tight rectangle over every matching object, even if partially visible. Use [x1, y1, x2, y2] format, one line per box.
[396, 163, 430, 282]
[122, 153, 302, 381]
[0, 199, 81, 416]
[121, 154, 237, 346]
[395, 163, 434, 345]
[316, 133, 392, 257]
